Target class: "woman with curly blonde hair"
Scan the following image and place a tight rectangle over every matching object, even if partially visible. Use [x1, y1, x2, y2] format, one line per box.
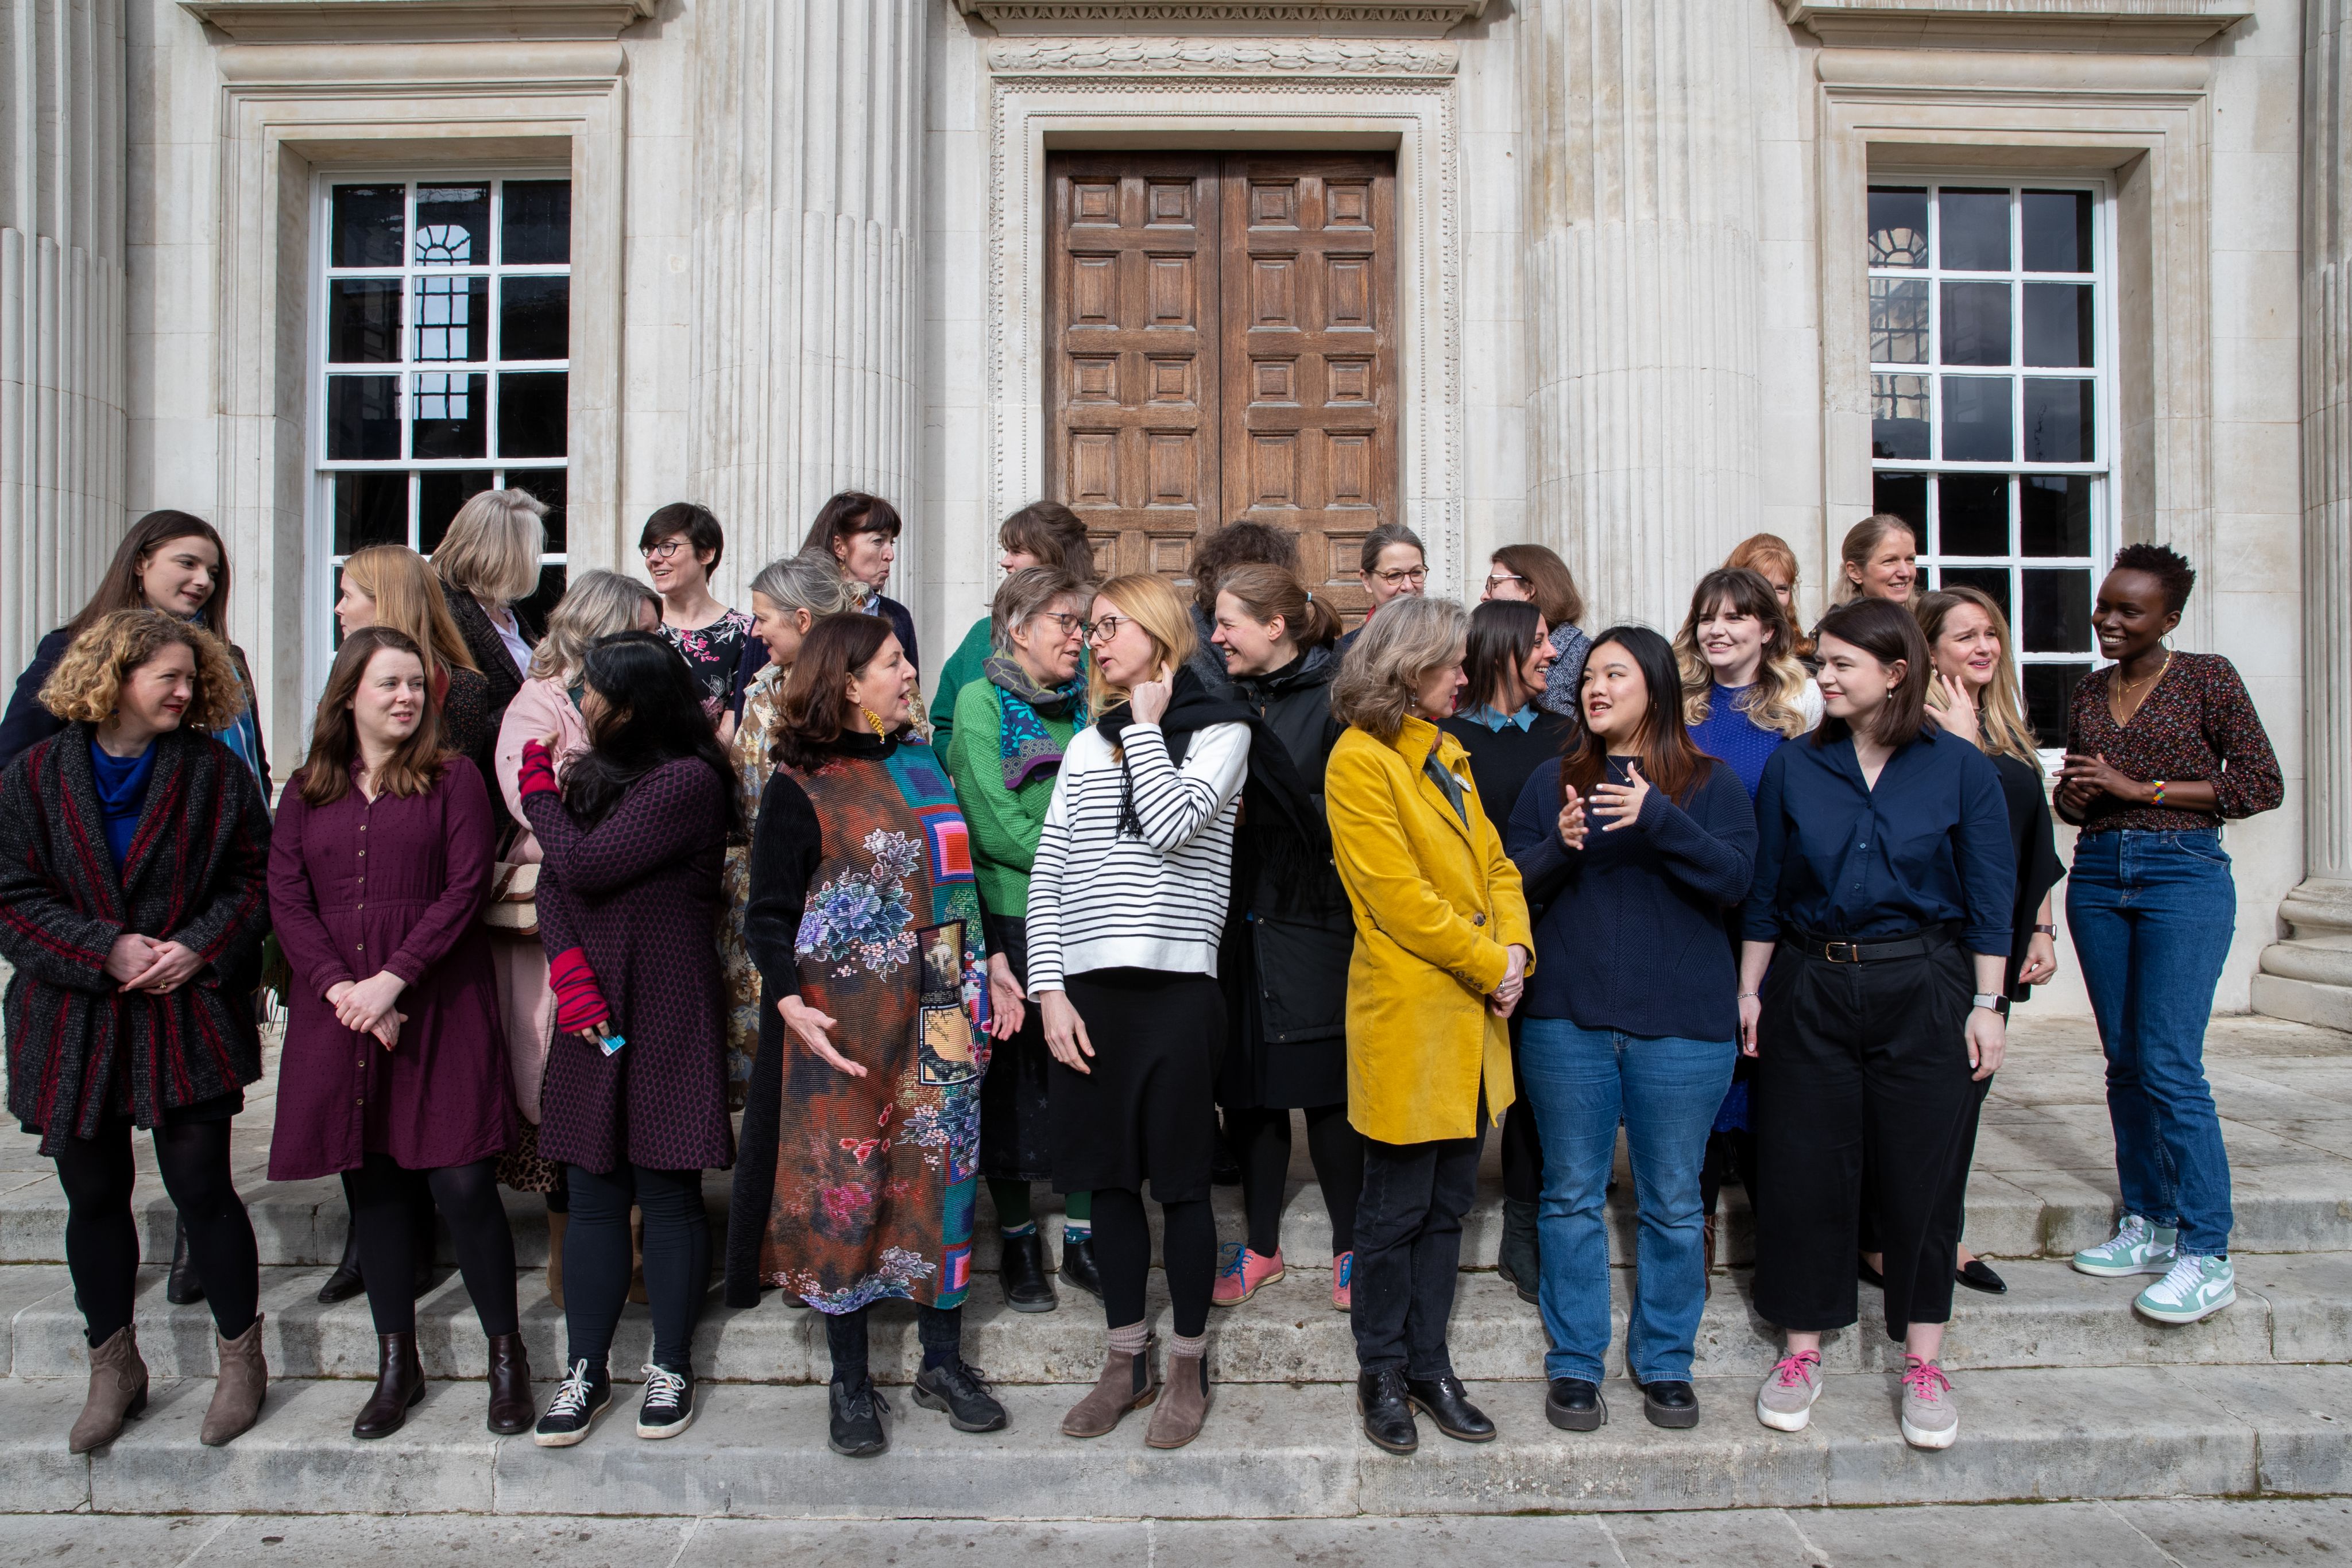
[0, 609, 274, 1454]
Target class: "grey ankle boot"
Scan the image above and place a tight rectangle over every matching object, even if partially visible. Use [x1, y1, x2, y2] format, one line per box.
[69, 1326, 149, 1453]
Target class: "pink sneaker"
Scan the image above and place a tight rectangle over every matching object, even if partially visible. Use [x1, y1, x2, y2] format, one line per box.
[1212, 1242, 1285, 1307]
[1331, 1251, 1353, 1312]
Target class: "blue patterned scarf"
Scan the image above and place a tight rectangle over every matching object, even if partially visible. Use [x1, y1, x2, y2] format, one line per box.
[984, 654, 1086, 791]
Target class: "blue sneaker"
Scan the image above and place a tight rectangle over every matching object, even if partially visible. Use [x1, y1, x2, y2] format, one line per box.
[2134, 1253, 2235, 1325]
[2072, 1214, 2178, 1278]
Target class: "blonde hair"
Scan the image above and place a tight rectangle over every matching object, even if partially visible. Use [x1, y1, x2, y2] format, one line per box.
[1330, 595, 1469, 741]
[40, 609, 247, 732]
[1085, 572, 1196, 717]
[1916, 587, 2041, 766]
[528, 568, 660, 683]
[434, 489, 548, 605]
[1674, 567, 1813, 740]
[749, 549, 862, 624]
[1834, 513, 1918, 606]
[342, 545, 477, 685]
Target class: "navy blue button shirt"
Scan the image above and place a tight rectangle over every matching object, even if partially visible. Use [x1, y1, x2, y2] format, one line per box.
[1739, 725, 2016, 955]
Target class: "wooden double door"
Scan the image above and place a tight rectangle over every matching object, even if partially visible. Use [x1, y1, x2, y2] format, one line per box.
[1046, 151, 1399, 620]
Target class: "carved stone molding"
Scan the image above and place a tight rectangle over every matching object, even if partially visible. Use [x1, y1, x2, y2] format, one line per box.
[957, 1, 1484, 37]
[181, 0, 656, 44]
[985, 36, 1459, 75]
[1783, 0, 2250, 52]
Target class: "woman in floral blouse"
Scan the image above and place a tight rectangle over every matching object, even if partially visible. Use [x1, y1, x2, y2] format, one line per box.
[640, 502, 755, 745]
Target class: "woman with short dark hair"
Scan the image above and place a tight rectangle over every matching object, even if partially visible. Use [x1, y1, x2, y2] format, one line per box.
[931, 501, 1097, 744]
[803, 491, 919, 674]
[640, 502, 754, 740]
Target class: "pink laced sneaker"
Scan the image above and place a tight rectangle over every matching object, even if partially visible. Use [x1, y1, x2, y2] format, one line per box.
[1755, 1348, 1823, 1432]
[1212, 1242, 1285, 1307]
[1331, 1251, 1353, 1312]
[1899, 1356, 1958, 1449]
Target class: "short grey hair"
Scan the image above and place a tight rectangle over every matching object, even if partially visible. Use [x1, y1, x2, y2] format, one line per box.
[750, 548, 862, 620]
[528, 569, 660, 683]
[1330, 594, 1469, 740]
[434, 489, 548, 605]
[991, 566, 1089, 656]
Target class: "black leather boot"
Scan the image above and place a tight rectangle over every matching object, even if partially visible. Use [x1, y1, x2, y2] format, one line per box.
[1059, 1234, 1102, 1299]
[1546, 1376, 1607, 1432]
[1641, 1379, 1699, 1430]
[166, 1217, 204, 1306]
[1356, 1367, 1418, 1454]
[316, 1224, 365, 1304]
[352, 1332, 425, 1439]
[485, 1333, 534, 1435]
[999, 1230, 1057, 1313]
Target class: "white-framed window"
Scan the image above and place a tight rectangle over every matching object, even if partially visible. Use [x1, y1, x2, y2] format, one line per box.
[1867, 179, 2111, 749]
[311, 175, 572, 681]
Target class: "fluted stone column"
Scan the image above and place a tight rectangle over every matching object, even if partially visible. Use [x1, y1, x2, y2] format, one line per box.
[2254, 0, 2352, 1030]
[1, 0, 126, 679]
[1520, 0, 1761, 629]
[688, 0, 924, 593]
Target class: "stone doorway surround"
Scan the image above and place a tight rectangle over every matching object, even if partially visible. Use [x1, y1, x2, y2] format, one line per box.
[981, 35, 1467, 595]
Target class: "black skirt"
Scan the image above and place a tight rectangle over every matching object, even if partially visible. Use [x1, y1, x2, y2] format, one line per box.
[1213, 908, 1350, 1112]
[1049, 967, 1223, 1203]
[980, 916, 1054, 1183]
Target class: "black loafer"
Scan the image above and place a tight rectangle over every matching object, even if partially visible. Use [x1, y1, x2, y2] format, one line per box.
[912, 1360, 1008, 1433]
[1957, 1258, 2008, 1294]
[1357, 1368, 1418, 1454]
[316, 1229, 365, 1304]
[1059, 1236, 1102, 1300]
[1640, 1379, 1700, 1429]
[827, 1378, 890, 1458]
[1545, 1376, 1606, 1432]
[1405, 1372, 1495, 1443]
[165, 1217, 204, 1306]
[999, 1231, 1057, 1313]
[1857, 1255, 1886, 1288]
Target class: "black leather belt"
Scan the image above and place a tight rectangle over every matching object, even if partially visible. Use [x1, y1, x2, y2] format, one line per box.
[1788, 928, 1949, 964]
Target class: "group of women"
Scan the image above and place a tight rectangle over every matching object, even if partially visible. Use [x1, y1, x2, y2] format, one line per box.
[0, 494, 2279, 1465]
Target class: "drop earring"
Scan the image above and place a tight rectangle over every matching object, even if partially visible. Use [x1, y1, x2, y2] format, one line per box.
[861, 706, 889, 740]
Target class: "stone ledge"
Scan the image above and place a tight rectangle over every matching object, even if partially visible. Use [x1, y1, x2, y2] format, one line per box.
[957, 2, 1485, 40]
[1784, 0, 2250, 52]
[181, 0, 655, 43]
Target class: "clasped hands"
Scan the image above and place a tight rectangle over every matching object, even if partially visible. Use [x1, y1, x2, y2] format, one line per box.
[102, 934, 203, 995]
[326, 971, 408, 1048]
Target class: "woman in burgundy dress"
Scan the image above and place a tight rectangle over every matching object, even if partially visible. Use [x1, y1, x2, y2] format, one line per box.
[266, 627, 524, 1439]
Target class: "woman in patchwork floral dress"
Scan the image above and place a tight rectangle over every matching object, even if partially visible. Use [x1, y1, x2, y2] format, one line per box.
[722, 614, 1018, 1459]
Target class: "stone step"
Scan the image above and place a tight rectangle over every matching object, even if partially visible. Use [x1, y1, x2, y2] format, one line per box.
[5, 1362, 2346, 1518]
[9, 1250, 2343, 1385]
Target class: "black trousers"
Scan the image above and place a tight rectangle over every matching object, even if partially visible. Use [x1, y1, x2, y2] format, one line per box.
[343, 1153, 519, 1339]
[1752, 935, 1976, 1341]
[1351, 1127, 1483, 1378]
[54, 1118, 259, 1346]
[564, 1163, 707, 1372]
[1502, 1018, 1544, 1205]
[1228, 1103, 1364, 1257]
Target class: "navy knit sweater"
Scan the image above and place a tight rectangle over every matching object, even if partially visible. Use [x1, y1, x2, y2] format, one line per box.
[1505, 754, 1758, 1043]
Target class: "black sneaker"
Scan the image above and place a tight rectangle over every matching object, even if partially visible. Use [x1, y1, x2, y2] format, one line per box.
[1059, 1234, 1102, 1299]
[913, 1360, 1009, 1433]
[828, 1377, 891, 1458]
[533, 1359, 613, 1447]
[636, 1362, 695, 1439]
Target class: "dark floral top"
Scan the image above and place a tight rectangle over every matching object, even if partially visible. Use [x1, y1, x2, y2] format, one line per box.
[659, 607, 755, 714]
[2061, 652, 2281, 835]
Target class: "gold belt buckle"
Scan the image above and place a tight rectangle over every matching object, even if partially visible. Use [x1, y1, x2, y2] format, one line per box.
[1824, 940, 1859, 963]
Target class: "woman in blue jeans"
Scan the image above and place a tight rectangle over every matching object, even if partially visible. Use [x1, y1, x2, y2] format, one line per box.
[2056, 544, 2280, 1326]
[1505, 626, 1756, 1431]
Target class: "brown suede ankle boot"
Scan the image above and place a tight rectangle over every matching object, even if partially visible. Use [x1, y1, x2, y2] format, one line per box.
[1061, 1338, 1156, 1438]
[69, 1326, 148, 1453]
[201, 1313, 268, 1446]
[1145, 1341, 1212, 1449]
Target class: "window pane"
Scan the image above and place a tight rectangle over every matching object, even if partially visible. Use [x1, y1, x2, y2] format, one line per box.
[2023, 378, 2095, 462]
[413, 185, 490, 266]
[1940, 374, 2014, 461]
[1873, 472, 1927, 537]
[500, 276, 570, 362]
[1869, 187, 1928, 268]
[2021, 475, 2094, 556]
[1871, 374, 1931, 459]
[413, 275, 488, 363]
[502, 180, 572, 266]
[2024, 663, 2090, 749]
[328, 278, 402, 363]
[1937, 474, 2010, 556]
[331, 185, 405, 268]
[1940, 281, 2013, 367]
[2022, 190, 2093, 273]
[327, 375, 401, 459]
[1870, 278, 1928, 364]
[419, 470, 496, 555]
[1938, 188, 2011, 271]
[2023, 283, 2093, 367]
[333, 471, 408, 555]
[1940, 566, 2011, 625]
[2021, 567, 2094, 652]
[506, 468, 568, 552]
[497, 371, 567, 459]
[412, 371, 487, 459]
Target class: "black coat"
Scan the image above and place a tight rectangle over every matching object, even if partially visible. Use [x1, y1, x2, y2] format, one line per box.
[0, 726, 273, 1152]
[442, 590, 533, 830]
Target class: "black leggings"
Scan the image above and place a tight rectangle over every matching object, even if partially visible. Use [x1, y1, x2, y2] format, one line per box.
[1092, 1186, 1215, 1339]
[823, 1302, 963, 1386]
[1226, 1104, 1363, 1258]
[54, 1119, 258, 1346]
[343, 1153, 518, 1339]
[564, 1162, 706, 1373]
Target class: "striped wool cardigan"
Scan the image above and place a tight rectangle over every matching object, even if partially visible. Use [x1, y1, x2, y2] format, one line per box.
[0, 725, 273, 1152]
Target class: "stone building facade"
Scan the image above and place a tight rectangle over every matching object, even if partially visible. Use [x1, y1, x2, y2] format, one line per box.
[0, 0, 2343, 1024]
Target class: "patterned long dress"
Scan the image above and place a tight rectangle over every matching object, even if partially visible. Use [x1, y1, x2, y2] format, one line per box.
[723, 734, 993, 1314]
[715, 663, 786, 1106]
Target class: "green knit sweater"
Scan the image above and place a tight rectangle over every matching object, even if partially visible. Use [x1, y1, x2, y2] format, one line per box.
[941, 673, 1077, 920]
[929, 615, 995, 747]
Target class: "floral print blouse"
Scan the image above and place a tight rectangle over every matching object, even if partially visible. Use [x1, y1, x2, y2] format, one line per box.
[660, 607, 755, 713]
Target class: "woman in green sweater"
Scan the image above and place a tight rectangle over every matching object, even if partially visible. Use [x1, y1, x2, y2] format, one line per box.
[930, 502, 1098, 748]
[941, 566, 1098, 1307]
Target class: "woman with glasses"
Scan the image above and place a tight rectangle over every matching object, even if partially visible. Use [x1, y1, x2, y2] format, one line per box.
[1340, 524, 1427, 653]
[640, 503, 753, 744]
[1480, 544, 1592, 721]
[942, 567, 1101, 1311]
[804, 491, 919, 676]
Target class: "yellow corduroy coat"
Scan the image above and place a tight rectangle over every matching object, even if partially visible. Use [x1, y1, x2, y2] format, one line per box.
[1324, 716, 1534, 1145]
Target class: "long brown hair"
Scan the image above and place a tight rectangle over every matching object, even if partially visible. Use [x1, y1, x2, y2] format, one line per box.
[293, 628, 452, 806]
[1214, 563, 1343, 652]
[341, 544, 478, 684]
[1674, 567, 1812, 739]
[1560, 625, 1709, 808]
[63, 511, 231, 642]
[1490, 543, 1585, 630]
[770, 614, 904, 774]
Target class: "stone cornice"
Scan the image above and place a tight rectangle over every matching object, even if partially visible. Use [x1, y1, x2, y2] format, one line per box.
[956, 1, 1485, 38]
[180, 0, 656, 44]
[985, 35, 1459, 75]
[1782, 0, 2250, 51]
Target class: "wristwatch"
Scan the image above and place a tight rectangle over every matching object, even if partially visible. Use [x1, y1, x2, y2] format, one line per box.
[1971, 992, 2011, 1020]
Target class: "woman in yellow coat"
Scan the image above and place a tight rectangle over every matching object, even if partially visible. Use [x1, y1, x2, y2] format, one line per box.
[1324, 594, 1534, 1456]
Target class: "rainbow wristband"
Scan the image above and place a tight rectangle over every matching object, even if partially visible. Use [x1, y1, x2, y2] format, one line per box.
[2152, 779, 2167, 806]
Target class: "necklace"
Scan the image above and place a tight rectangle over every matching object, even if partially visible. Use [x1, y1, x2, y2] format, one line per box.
[2112, 650, 2171, 724]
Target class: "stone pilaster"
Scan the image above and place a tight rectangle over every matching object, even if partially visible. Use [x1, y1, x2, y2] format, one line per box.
[0, 0, 126, 678]
[687, 0, 925, 594]
[1519, 0, 1761, 630]
[2255, 0, 2352, 1031]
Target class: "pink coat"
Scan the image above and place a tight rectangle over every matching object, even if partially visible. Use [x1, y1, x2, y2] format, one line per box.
[489, 678, 590, 1121]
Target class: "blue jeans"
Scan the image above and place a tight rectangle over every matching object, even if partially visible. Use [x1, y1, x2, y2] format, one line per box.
[2066, 829, 2237, 1256]
[1518, 1018, 1735, 1384]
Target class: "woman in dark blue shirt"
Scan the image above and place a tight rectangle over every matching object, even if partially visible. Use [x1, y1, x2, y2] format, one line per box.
[1738, 598, 2013, 1455]
[1506, 626, 1755, 1435]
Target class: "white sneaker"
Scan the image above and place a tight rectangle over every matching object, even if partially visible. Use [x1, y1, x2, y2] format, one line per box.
[1755, 1349, 1823, 1433]
[2072, 1214, 2177, 1278]
[1898, 1357, 1958, 1450]
[2134, 1253, 2236, 1325]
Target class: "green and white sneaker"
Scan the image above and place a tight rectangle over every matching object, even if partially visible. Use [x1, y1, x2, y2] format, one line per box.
[2134, 1253, 2235, 1325]
[2071, 1214, 2178, 1278]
